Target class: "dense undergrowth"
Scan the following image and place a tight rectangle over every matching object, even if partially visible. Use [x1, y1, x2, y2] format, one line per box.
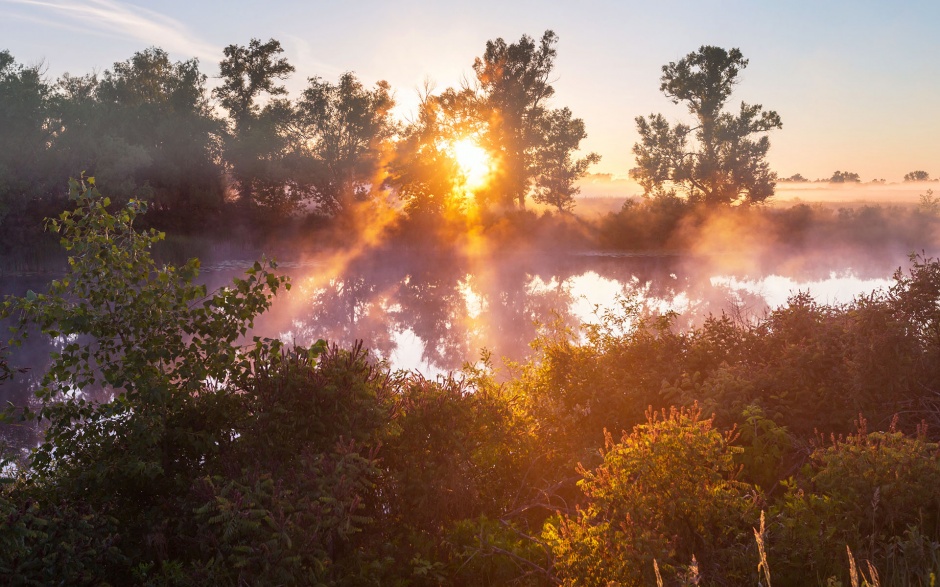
[2, 184, 940, 586]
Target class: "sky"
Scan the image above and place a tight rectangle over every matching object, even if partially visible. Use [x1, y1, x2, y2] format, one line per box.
[2, 0, 939, 184]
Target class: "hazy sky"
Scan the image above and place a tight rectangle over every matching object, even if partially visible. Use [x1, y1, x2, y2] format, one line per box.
[2, 0, 938, 183]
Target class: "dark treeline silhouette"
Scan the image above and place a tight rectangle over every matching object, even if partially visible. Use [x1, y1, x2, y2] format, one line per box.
[0, 31, 600, 250]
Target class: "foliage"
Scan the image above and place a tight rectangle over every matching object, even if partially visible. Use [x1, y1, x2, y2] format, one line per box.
[382, 374, 531, 534]
[771, 421, 940, 585]
[830, 170, 862, 183]
[531, 107, 601, 212]
[516, 300, 686, 486]
[919, 189, 940, 216]
[598, 193, 689, 249]
[455, 31, 599, 211]
[0, 493, 128, 585]
[214, 38, 295, 127]
[472, 30, 559, 210]
[94, 47, 225, 226]
[0, 50, 56, 229]
[0, 177, 290, 584]
[780, 173, 809, 182]
[182, 344, 391, 586]
[631, 46, 782, 206]
[5, 176, 940, 584]
[2, 177, 286, 479]
[905, 170, 931, 182]
[294, 73, 397, 215]
[214, 38, 299, 215]
[544, 406, 759, 586]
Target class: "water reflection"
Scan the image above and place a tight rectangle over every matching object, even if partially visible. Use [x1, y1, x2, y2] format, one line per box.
[0, 247, 915, 405]
[244, 248, 905, 375]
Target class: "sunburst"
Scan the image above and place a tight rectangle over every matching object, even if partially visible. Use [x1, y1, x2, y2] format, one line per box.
[451, 138, 493, 191]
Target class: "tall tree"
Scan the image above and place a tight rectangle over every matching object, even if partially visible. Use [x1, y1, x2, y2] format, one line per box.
[472, 31, 597, 210]
[0, 51, 55, 227]
[384, 85, 470, 225]
[631, 46, 782, 206]
[214, 38, 294, 129]
[294, 72, 396, 215]
[214, 39, 297, 213]
[95, 48, 224, 224]
[532, 107, 601, 212]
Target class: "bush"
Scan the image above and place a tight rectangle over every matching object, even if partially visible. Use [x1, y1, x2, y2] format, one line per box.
[771, 419, 940, 584]
[544, 406, 760, 586]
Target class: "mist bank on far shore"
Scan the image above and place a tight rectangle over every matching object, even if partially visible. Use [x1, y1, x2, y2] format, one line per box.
[575, 174, 938, 207]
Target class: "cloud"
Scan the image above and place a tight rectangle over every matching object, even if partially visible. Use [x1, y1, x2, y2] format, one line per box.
[281, 34, 344, 79]
[3, 0, 219, 63]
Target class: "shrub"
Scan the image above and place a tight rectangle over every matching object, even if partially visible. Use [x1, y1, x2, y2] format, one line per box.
[544, 406, 760, 586]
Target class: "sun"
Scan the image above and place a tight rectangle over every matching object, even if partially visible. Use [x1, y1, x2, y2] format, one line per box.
[451, 138, 493, 191]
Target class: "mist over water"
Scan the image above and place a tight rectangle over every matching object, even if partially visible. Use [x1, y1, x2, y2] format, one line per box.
[0, 240, 920, 386]
[194, 241, 913, 375]
[0, 221, 930, 456]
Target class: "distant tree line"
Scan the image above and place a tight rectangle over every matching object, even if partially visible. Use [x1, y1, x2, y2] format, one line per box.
[778, 169, 935, 184]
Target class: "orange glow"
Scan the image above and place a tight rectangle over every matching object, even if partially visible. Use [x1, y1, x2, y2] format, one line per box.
[451, 137, 493, 191]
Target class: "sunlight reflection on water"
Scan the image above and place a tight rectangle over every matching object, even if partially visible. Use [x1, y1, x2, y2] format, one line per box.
[246, 255, 908, 376]
[0, 249, 918, 396]
[710, 273, 894, 309]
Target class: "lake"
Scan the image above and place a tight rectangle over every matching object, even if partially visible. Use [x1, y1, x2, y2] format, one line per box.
[0, 237, 923, 454]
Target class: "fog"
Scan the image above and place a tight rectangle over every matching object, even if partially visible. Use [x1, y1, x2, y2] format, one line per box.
[578, 174, 938, 205]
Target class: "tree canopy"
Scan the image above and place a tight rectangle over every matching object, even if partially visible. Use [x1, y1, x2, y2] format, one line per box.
[294, 73, 397, 215]
[631, 46, 782, 206]
[830, 170, 861, 183]
[905, 170, 931, 182]
[215, 38, 298, 214]
[471, 31, 599, 211]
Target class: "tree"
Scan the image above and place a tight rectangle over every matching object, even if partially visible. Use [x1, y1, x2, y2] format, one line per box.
[904, 170, 931, 182]
[294, 72, 396, 215]
[780, 173, 808, 182]
[631, 46, 782, 206]
[214, 38, 294, 129]
[0, 50, 56, 227]
[829, 170, 861, 183]
[472, 31, 598, 210]
[532, 107, 601, 212]
[385, 85, 468, 224]
[95, 48, 224, 224]
[214, 39, 297, 213]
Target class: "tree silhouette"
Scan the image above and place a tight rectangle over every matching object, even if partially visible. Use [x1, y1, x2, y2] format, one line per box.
[532, 107, 601, 212]
[471, 31, 598, 210]
[214, 39, 297, 213]
[214, 39, 294, 129]
[904, 170, 931, 182]
[294, 73, 396, 215]
[829, 170, 861, 183]
[385, 85, 466, 225]
[631, 46, 782, 206]
[96, 48, 224, 224]
[0, 51, 55, 227]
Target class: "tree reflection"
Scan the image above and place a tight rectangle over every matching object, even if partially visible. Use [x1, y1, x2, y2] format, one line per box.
[283, 250, 687, 373]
